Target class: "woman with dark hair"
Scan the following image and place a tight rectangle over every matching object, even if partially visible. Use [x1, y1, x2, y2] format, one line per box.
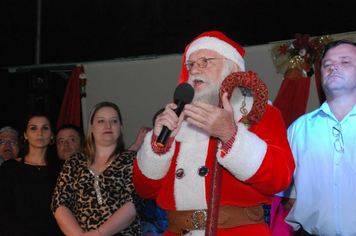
[0, 112, 63, 236]
[52, 102, 143, 236]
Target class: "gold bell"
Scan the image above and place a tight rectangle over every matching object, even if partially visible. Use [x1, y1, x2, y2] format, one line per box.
[241, 116, 252, 129]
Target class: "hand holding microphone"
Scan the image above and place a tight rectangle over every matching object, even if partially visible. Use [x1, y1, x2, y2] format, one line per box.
[156, 83, 194, 147]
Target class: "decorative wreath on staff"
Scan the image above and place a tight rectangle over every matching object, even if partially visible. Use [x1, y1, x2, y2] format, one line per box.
[219, 71, 268, 128]
[206, 71, 269, 235]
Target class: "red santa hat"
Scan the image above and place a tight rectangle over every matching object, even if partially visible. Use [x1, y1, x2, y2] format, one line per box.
[178, 31, 245, 85]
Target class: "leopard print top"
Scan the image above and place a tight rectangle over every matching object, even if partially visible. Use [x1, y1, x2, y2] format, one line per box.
[51, 151, 142, 235]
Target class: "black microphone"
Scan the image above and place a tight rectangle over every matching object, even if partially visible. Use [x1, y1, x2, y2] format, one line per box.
[156, 83, 195, 147]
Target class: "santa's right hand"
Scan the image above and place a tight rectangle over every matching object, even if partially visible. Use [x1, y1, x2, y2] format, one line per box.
[153, 103, 182, 137]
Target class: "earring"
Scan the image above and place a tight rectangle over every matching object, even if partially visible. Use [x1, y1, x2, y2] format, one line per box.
[49, 137, 55, 145]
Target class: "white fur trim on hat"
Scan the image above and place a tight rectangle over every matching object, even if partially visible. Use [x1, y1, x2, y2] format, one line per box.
[186, 36, 245, 71]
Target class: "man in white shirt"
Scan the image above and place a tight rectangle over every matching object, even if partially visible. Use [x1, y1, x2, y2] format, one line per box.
[280, 40, 356, 235]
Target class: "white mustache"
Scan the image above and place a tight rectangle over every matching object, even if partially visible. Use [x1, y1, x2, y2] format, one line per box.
[188, 75, 208, 83]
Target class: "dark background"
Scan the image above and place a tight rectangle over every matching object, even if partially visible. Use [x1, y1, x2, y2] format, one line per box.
[1, 0, 356, 131]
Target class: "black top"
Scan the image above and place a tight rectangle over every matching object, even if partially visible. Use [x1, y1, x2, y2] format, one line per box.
[0, 158, 63, 236]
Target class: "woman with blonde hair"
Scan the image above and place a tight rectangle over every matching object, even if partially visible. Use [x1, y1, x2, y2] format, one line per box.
[52, 102, 142, 236]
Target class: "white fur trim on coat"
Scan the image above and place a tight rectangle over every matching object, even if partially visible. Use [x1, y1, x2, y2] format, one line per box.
[185, 36, 245, 71]
[217, 123, 267, 181]
[188, 230, 205, 236]
[136, 131, 175, 180]
[174, 138, 209, 210]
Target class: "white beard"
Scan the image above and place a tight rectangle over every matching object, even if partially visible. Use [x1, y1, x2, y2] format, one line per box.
[184, 61, 253, 136]
[187, 60, 236, 106]
[188, 75, 220, 106]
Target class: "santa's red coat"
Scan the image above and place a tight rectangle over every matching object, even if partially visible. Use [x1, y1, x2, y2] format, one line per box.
[133, 105, 295, 236]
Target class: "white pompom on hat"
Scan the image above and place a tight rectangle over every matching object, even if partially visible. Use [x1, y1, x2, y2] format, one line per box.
[178, 31, 245, 85]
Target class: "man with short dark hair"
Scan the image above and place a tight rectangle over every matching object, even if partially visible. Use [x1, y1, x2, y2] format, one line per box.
[56, 124, 84, 161]
[280, 40, 356, 235]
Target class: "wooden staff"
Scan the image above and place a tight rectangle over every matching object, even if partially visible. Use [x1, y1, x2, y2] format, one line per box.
[204, 71, 268, 236]
[204, 138, 222, 236]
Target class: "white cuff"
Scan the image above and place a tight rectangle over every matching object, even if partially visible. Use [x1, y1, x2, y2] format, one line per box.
[136, 131, 175, 180]
[217, 123, 267, 181]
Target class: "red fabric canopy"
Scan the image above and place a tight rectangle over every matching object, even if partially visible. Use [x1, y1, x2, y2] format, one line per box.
[56, 66, 83, 129]
[273, 75, 311, 128]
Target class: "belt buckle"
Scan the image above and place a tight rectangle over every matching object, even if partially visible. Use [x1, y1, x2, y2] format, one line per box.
[192, 209, 207, 230]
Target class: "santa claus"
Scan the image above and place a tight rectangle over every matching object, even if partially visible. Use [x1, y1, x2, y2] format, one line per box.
[133, 31, 295, 235]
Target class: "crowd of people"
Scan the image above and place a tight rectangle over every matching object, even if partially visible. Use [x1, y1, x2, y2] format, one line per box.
[0, 32, 355, 236]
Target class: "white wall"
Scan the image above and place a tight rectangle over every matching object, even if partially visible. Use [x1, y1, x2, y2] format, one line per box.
[82, 44, 321, 146]
[83, 55, 183, 147]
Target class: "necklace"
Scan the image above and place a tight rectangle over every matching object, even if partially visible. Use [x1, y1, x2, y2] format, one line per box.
[25, 162, 45, 170]
[88, 157, 116, 205]
[24, 157, 46, 171]
[33, 165, 43, 171]
[90, 173, 103, 205]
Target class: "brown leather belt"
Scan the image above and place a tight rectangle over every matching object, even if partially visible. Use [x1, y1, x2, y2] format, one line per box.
[166, 205, 265, 235]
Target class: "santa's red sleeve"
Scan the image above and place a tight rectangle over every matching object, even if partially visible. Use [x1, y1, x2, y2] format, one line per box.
[217, 105, 295, 195]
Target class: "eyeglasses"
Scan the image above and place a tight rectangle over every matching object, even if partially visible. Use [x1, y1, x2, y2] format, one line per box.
[184, 57, 227, 72]
[0, 139, 18, 146]
[332, 124, 344, 154]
